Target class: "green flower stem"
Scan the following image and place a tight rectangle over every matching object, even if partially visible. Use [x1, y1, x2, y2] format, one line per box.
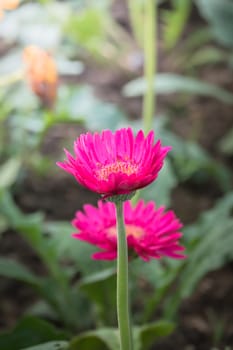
[143, 0, 156, 133]
[116, 201, 134, 350]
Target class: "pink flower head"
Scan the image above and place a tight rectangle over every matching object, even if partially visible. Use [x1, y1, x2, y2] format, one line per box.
[57, 128, 171, 197]
[72, 199, 185, 261]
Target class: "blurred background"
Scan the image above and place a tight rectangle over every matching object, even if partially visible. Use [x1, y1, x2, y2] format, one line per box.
[0, 1, 233, 349]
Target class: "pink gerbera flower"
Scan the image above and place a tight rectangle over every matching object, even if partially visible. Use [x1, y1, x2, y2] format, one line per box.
[57, 128, 171, 197]
[72, 199, 185, 261]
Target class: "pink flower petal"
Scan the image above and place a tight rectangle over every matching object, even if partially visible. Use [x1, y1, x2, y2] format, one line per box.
[72, 200, 185, 262]
[57, 128, 170, 197]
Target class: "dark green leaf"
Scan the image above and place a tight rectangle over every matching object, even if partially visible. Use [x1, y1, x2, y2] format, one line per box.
[134, 321, 175, 350]
[164, 193, 233, 319]
[0, 257, 41, 286]
[69, 328, 119, 350]
[161, 129, 231, 191]
[0, 214, 8, 235]
[0, 316, 68, 350]
[79, 268, 116, 324]
[21, 341, 69, 350]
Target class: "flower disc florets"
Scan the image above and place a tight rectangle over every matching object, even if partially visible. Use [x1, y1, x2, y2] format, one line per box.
[57, 128, 171, 197]
[72, 200, 185, 261]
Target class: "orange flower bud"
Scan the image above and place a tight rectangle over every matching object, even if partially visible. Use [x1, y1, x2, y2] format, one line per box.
[0, 0, 19, 18]
[23, 46, 58, 108]
[1, 0, 19, 10]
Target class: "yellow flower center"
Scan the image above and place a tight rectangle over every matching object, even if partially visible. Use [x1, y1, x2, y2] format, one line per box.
[108, 224, 144, 239]
[96, 161, 138, 181]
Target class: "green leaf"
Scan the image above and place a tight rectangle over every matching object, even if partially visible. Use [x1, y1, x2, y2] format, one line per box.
[140, 159, 177, 206]
[0, 257, 41, 286]
[186, 47, 226, 69]
[21, 341, 69, 350]
[0, 158, 21, 189]
[44, 219, 114, 277]
[130, 258, 182, 323]
[0, 214, 8, 235]
[218, 126, 233, 155]
[160, 129, 231, 191]
[0, 190, 36, 228]
[65, 8, 106, 55]
[123, 73, 233, 104]
[79, 268, 116, 324]
[26, 300, 57, 320]
[69, 322, 174, 350]
[162, 0, 192, 49]
[79, 267, 116, 285]
[0, 316, 68, 350]
[54, 86, 126, 131]
[134, 321, 175, 350]
[43, 221, 74, 259]
[164, 193, 233, 319]
[69, 328, 120, 350]
[68, 86, 126, 131]
[0, 191, 60, 270]
[195, 0, 233, 47]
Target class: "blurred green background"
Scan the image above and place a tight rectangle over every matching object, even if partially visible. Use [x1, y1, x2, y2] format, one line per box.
[0, 1, 232, 349]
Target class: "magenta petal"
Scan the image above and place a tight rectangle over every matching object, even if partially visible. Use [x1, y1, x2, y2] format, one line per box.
[57, 128, 170, 196]
[92, 251, 117, 260]
[71, 199, 185, 262]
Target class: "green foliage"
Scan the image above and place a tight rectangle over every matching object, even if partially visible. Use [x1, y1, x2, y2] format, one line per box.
[130, 193, 233, 323]
[0, 257, 41, 286]
[63, 86, 126, 131]
[0, 158, 21, 189]
[134, 321, 174, 350]
[164, 193, 233, 319]
[181, 27, 213, 52]
[43, 86, 126, 133]
[69, 329, 119, 350]
[185, 47, 227, 69]
[141, 159, 177, 206]
[65, 8, 107, 55]
[0, 316, 68, 350]
[79, 269, 117, 324]
[69, 321, 174, 350]
[218, 126, 233, 155]
[64, 1, 131, 62]
[0, 191, 79, 328]
[162, 0, 192, 49]
[22, 342, 69, 350]
[43, 220, 114, 277]
[123, 73, 233, 104]
[161, 129, 231, 191]
[1, 1, 233, 348]
[0, 84, 126, 186]
[142, 117, 230, 195]
[0, 214, 8, 236]
[127, 117, 231, 207]
[195, 0, 233, 47]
